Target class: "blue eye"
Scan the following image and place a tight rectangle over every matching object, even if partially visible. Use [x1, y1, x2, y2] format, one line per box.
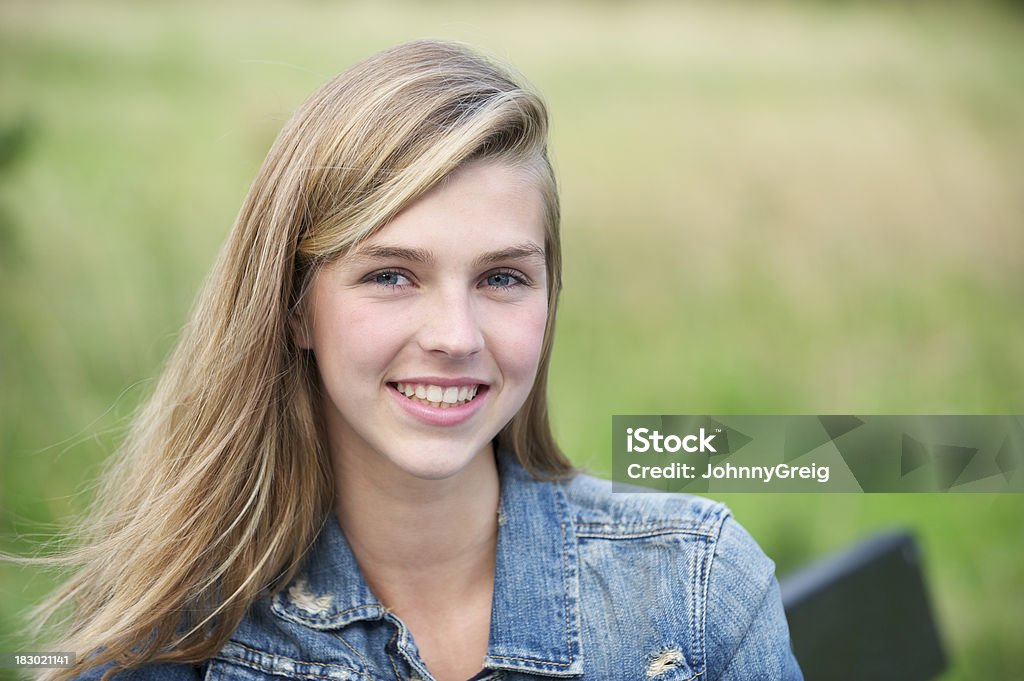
[485, 269, 527, 290]
[371, 270, 410, 288]
[487, 273, 514, 288]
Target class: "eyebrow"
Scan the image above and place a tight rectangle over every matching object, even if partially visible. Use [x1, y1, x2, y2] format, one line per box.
[349, 241, 546, 268]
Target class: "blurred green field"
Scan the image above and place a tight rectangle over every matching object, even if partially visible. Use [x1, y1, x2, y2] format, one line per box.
[1, 1, 1022, 679]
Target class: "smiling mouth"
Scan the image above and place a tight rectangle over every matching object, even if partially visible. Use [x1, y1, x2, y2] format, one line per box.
[390, 382, 484, 409]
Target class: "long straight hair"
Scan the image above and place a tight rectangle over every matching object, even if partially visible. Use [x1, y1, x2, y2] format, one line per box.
[28, 40, 571, 681]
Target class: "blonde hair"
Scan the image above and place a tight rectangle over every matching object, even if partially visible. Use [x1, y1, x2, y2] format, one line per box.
[28, 39, 571, 681]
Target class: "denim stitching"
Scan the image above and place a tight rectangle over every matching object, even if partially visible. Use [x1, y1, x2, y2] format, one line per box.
[383, 628, 401, 681]
[562, 520, 572, 664]
[486, 654, 573, 667]
[275, 599, 381, 624]
[701, 535, 714, 671]
[384, 654, 400, 681]
[690, 535, 699, 674]
[699, 534, 712, 669]
[705, 517, 728, 668]
[214, 652, 370, 681]
[576, 522, 713, 531]
[575, 529, 715, 540]
[332, 631, 370, 668]
[696, 513, 729, 678]
[219, 641, 367, 676]
[385, 612, 435, 681]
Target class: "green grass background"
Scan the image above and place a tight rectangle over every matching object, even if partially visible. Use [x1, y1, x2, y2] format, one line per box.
[1, 1, 1022, 679]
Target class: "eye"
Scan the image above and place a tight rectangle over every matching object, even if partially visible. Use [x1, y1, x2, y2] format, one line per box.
[483, 268, 530, 290]
[367, 269, 412, 289]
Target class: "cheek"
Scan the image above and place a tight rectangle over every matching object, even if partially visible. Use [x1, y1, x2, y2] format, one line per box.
[313, 301, 408, 378]
[494, 301, 550, 380]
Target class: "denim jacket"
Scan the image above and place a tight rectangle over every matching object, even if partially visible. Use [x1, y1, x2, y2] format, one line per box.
[79, 451, 801, 681]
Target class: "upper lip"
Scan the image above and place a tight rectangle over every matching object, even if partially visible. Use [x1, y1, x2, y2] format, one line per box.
[389, 376, 489, 387]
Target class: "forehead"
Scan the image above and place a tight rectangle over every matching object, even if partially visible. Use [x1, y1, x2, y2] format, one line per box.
[356, 159, 547, 256]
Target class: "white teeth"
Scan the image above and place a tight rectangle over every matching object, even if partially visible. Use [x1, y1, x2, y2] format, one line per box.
[393, 382, 482, 409]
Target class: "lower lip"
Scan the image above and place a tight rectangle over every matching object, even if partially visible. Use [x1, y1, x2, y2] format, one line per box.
[387, 384, 489, 427]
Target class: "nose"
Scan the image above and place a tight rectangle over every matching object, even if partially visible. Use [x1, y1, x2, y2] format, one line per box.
[416, 286, 485, 359]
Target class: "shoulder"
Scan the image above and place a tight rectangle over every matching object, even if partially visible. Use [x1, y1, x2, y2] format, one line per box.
[560, 468, 730, 535]
[703, 516, 802, 679]
[559, 471, 766, 583]
[560, 470, 800, 680]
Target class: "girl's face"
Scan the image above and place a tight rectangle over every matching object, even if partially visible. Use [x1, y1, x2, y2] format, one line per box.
[299, 159, 549, 483]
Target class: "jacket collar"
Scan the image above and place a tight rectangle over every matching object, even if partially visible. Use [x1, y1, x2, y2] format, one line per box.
[271, 449, 583, 677]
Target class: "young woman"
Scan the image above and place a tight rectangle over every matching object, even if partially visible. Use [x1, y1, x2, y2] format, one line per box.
[31, 40, 802, 681]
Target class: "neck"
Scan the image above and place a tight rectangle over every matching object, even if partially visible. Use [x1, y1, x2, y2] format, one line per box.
[332, 442, 501, 609]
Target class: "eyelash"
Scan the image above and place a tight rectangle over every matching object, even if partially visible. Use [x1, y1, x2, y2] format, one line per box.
[365, 268, 531, 291]
[368, 269, 412, 289]
[483, 268, 531, 290]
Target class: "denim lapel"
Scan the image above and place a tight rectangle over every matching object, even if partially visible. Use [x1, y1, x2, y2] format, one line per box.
[485, 450, 584, 676]
[270, 513, 386, 629]
[271, 450, 584, 676]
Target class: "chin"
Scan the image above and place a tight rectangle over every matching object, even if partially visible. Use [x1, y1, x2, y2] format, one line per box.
[387, 440, 491, 481]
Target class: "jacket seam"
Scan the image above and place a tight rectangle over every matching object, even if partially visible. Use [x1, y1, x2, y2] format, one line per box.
[576, 522, 714, 531]
[713, 579, 775, 680]
[214, 641, 370, 681]
[384, 628, 401, 681]
[204, 659, 221, 681]
[487, 654, 573, 667]
[332, 631, 370, 669]
[700, 511, 732, 681]
[562, 519, 573, 665]
[575, 528, 716, 540]
[212, 656, 367, 681]
[273, 600, 381, 625]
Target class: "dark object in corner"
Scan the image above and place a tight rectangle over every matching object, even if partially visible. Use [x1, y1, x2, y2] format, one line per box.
[780, 531, 947, 681]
